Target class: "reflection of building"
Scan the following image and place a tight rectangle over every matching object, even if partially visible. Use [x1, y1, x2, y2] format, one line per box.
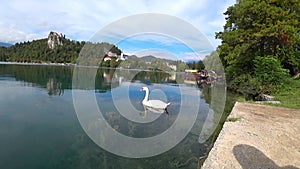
[185, 69, 199, 73]
[184, 72, 197, 85]
[47, 78, 63, 96]
[169, 72, 176, 81]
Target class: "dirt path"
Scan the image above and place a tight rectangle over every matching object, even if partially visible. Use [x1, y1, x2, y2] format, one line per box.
[201, 102, 300, 169]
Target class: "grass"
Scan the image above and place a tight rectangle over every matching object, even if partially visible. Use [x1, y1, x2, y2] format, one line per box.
[272, 77, 300, 109]
[227, 117, 241, 122]
[232, 77, 300, 110]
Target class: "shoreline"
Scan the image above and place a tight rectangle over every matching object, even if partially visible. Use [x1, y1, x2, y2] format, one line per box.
[0, 61, 184, 73]
[0, 61, 76, 67]
[201, 102, 300, 169]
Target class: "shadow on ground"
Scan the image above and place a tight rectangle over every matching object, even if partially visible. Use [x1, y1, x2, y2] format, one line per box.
[233, 144, 299, 169]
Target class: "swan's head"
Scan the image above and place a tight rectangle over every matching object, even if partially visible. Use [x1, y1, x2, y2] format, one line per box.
[140, 87, 149, 92]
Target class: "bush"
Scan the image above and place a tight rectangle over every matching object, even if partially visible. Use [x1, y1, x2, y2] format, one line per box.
[254, 56, 290, 92]
[231, 74, 261, 100]
[230, 56, 290, 100]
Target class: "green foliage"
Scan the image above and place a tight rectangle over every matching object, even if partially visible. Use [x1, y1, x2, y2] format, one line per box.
[254, 56, 289, 87]
[217, 0, 300, 97]
[272, 78, 300, 109]
[203, 51, 225, 74]
[118, 55, 147, 69]
[186, 60, 204, 70]
[0, 38, 121, 65]
[227, 117, 240, 122]
[0, 36, 185, 71]
[0, 38, 82, 63]
[176, 61, 187, 72]
[150, 58, 172, 71]
[231, 74, 261, 100]
[118, 55, 184, 72]
[230, 56, 290, 100]
[217, 0, 299, 76]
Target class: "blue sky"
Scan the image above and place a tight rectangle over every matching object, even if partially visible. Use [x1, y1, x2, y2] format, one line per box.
[117, 34, 196, 60]
[0, 0, 236, 61]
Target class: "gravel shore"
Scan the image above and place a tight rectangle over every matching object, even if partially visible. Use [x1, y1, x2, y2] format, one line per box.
[202, 102, 300, 169]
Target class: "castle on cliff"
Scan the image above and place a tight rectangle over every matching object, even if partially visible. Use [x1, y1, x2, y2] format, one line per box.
[48, 31, 64, 49]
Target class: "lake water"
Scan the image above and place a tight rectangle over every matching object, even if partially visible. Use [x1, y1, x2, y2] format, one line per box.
[0, 64, 228, 169]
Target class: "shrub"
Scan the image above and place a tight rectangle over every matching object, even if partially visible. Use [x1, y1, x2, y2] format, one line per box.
[231, 74, 261, 100]
[254, 56, 290, 93]
[230, 56, 290, 100]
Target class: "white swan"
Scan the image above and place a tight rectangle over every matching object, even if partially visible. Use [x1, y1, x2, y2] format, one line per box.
[140, 87, 170, 113]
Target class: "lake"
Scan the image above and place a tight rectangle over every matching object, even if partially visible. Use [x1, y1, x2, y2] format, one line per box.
[0, 64, 230, 169]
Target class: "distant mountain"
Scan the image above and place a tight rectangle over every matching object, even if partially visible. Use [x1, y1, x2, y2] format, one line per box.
[140, 55, 156, 62]
[0, 42, 12, 48]
[140, 55, 176, 64]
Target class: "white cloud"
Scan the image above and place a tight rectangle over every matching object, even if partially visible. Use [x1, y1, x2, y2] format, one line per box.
[179, 51, 208, 61]
[0, 0, 236, 47]
[134, 49, 177, 60]
[0, 28, 46, 43]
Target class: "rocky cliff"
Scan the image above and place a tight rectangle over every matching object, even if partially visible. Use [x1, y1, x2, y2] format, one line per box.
[47, 31, 64, 49]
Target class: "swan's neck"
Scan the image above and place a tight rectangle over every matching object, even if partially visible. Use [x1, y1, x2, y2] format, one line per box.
[143, 89, 149, 102]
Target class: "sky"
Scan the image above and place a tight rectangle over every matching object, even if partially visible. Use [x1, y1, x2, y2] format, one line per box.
[0, 0, 236, 61]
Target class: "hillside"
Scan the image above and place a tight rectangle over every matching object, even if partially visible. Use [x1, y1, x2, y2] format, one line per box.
[0, 37, 121, 64]
[140, 55, 156, 62]
[140, 55, 177, 64]
[0, 35, 187, 71]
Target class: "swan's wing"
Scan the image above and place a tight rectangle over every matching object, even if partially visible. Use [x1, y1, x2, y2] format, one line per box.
[148, 100, 169, 109]
[146, 107, 166, 114]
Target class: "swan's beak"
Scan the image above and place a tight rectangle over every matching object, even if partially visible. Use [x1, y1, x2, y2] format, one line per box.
[140, 88, 143, 91]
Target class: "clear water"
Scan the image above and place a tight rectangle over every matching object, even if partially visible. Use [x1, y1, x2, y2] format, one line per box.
[0, 64, 226, 169]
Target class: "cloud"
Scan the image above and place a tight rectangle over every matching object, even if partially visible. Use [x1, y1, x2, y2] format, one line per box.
[134, 49, 177, 60]
[125, 49, 206, 62]
[180, 52, 207, 61]
[0, 0, 236, 48]
[0, 28, 46, 44]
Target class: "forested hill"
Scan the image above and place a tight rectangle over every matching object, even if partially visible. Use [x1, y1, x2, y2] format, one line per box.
[0, 38, 121, 63]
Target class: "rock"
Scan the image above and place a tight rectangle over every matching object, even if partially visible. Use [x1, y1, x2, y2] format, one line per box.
[293, 73, 300, 79]
[255, 101, 281, 104]
[48, 31, 63, 49]
[261, 94, 274, 101]
[255, 94, 281, 104]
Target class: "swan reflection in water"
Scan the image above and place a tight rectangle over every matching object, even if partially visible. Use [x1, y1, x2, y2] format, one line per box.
[140, 106, 169, 118]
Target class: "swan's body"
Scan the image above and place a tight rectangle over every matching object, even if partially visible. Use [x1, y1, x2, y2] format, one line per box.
[140, 87, 170, 113]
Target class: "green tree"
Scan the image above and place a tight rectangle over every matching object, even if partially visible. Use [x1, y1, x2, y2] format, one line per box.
[216, 0, 300, 82]
[196, 60, 205, 70]
[203, 51, 225, 74]
[150, 58, 171, 71]
[176, 61, 187, 72]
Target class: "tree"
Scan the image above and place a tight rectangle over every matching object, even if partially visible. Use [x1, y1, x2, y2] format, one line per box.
[176, 61, 187, 72]
[203, 51, 224, 74]
[216, 0, 300, 82]
[0, 37, 122, 65]
[151, 58, 170, 71]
